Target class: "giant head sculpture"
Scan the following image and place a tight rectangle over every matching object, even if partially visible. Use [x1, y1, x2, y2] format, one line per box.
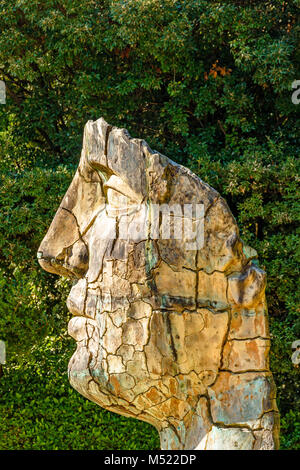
[38, 118, 279, 450]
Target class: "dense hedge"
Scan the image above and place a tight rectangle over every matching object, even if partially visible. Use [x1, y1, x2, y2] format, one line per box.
[0, 0, 299, 449]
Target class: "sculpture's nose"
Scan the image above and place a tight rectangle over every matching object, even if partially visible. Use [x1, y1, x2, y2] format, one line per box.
[37, 206, 88, 279]
[37, 152, 104, 279]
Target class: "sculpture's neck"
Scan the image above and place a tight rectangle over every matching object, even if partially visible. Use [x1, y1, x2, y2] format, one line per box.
[159, 405, 211, 451]
[159, 422, 208, 450]
[159, 408, 279, 450]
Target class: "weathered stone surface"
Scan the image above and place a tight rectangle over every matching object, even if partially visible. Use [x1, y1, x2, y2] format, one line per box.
[153, 261, 196, 305]
[84, 117, 110, 169]
[185, 397, 212, 449]
[208, 371, 277, 428]
[127, 300, 152, 322]
[68, 316, 94, 342]
[102, 316, 122, 354]
[85, 287, 100, 320]
[60, 169, 105, 235]
[197, 198, 245, 274]
[157, 238, 197, 271]
[144, 310, 224, 377]
[107, 128, 147, 200]
[204, 426, 255, 450]
[197, 270, 228, 310]
[253, 411, 280, 450]
[38, 117, 278, 450]
[107, 355, 125, 374]
[228, 264, 266, 309]
[229, 303, 270, 340]
[38, 208, 82, 276]
[66, 278, 87, 316]
[222, 338, 270, 372]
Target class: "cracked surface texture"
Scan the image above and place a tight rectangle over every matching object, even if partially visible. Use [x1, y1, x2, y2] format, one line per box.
[37, 117, 279, 450]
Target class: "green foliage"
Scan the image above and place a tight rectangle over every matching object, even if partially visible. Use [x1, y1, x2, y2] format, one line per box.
[0, 335, 159, 450]
[280, 410, 300, 450]
[0, 0, 299, 449]
[0, 164, 74, 355]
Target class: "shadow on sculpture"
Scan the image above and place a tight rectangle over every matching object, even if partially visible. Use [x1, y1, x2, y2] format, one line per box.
[38, 118, 279, 450]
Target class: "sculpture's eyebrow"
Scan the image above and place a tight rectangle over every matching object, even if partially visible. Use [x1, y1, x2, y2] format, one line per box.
[103, 175, 143, 203]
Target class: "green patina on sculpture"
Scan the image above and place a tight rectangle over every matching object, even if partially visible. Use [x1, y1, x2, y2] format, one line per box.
[38, 118, 279, 450]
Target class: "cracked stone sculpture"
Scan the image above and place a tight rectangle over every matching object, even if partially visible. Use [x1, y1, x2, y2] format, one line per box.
[37, 118, 279, 450]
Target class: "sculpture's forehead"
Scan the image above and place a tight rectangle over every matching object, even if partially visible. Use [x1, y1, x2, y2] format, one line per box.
[82, 118, 218, 209]
[83, 118, 150, 199]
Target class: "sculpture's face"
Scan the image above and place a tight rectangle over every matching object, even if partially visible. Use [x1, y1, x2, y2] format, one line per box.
[38, 119, 277, 450]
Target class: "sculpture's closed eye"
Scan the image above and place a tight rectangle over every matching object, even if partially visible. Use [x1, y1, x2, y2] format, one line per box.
[103, 175, 144, 204]
[106, 187, 132, 208]
[103, 174, 143, 217]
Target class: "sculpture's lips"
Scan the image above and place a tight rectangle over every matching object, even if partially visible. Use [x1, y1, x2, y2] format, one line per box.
[68, 316, 97, 341]
[66, 279, 87, 316]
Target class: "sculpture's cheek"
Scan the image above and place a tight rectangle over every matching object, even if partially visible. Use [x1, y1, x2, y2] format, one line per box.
[144, 309, 229, 379]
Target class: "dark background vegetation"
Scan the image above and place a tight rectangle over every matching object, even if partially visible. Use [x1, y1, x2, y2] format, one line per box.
[0, 0, 299, 449]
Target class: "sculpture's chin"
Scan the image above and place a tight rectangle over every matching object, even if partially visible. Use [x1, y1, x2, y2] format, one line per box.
[66, 322, 134, 414]
[67, 316, 106, 404]
[68, 349, 162, 432]
[68, 342, 94, 400]
[67, 342, 145, 423]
